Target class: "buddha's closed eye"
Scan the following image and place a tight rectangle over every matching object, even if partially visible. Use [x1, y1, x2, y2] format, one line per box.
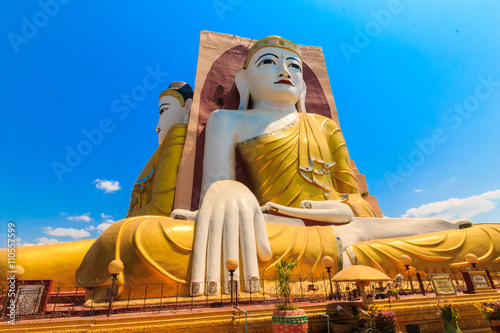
[289, 63, 301, 71]
[258, 59, 275, 66]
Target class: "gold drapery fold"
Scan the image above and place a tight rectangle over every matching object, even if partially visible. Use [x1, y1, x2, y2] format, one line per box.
[351, 224, 500, 271]
[127, 124, 187, 217]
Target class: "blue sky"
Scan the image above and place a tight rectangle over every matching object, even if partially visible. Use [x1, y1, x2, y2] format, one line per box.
[1, 0, 499, 246]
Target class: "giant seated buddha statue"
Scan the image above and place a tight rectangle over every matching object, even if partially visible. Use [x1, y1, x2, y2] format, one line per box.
[2, 33, 499, 300]
[74, 35, 500, 296]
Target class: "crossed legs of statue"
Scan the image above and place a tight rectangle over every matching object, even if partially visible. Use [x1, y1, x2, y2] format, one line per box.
[172, 180, 473, 295]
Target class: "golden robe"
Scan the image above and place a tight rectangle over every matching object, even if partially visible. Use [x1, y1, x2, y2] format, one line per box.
[237, 113, 374, 217]
[127, 124, 187, 216]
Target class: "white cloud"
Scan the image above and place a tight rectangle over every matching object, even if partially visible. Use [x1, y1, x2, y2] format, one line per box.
[101, 213, 113, 219]
[67, 212, 93, 222]
[44, 227, 90, 238]
[94, 179, 121, 193]
[413, 189, 424, 193]
[36, 237, 59, 245]
[96, 222, 112, 232]
[86, 225, 96, 231]
[100, 212, 115, 227]
[402, 190, 500, 220]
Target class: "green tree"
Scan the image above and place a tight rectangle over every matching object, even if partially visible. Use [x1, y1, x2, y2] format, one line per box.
[275, 258, 298, 310]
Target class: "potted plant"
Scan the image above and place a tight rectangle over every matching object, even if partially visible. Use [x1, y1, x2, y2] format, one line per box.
[271, 258, 308, 333]
[352, 306, 369, 333]
[437, 300, 462, 333]
[390, 288, 399, 299]
[475, 300, 500, 332]
[366, 304, 399, 333]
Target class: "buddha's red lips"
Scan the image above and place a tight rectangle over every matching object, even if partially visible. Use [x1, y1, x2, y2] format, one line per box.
[274, 80, 294, 86]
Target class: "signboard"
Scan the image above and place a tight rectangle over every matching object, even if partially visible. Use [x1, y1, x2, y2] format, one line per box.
[469, 271, 492, 291]
[430, 274, 457, 296]
[3, 280, 53, 317]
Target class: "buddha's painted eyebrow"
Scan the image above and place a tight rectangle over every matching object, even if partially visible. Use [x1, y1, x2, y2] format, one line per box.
[255, 53, 279, 64]
[286, 57, 301, 63]
[159, 103, 170, 108]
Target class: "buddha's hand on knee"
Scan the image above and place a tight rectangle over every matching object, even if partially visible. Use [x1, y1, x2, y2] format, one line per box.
[263, 200, 354, 223]
[190, 180, 272, 296]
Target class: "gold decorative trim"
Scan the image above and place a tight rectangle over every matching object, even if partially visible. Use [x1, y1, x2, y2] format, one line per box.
[236, 116, 300, 148]
[159, 89, 185, 106]
[243, 36, 302, 69]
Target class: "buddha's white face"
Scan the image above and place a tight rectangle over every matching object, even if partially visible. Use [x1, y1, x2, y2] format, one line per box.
[156, 95, 187, 145]
[246, 46, 304, 105]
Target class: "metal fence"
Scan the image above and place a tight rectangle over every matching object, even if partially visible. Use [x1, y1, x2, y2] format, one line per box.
[1, 264, 499, 322]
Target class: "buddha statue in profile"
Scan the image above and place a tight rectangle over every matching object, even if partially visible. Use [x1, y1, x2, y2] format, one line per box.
[1, 35, 499, 301]
[127, 81, 193, 217]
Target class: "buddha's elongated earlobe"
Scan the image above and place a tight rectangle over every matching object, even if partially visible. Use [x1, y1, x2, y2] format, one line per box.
[297, 80, 307, 113]
[183, 98, 192, 124]
[235, 69, 250, 110]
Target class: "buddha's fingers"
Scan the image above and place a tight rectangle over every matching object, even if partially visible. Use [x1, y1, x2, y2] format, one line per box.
[299, 199, 354, 222]
[254, 206, 272, 262]
[190, 205, 212, 296]
[205, 206, 225, 295]
[266, 201, 353, 223]
[171, 209, 198, 221]
[300, 200, 336, 209]
[222, 207, 240, 294]
[238, 207, 260, 292]
[451, 218, 473, 229]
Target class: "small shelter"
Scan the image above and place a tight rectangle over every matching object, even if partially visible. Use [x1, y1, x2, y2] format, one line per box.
[332, 265, 391, 307]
